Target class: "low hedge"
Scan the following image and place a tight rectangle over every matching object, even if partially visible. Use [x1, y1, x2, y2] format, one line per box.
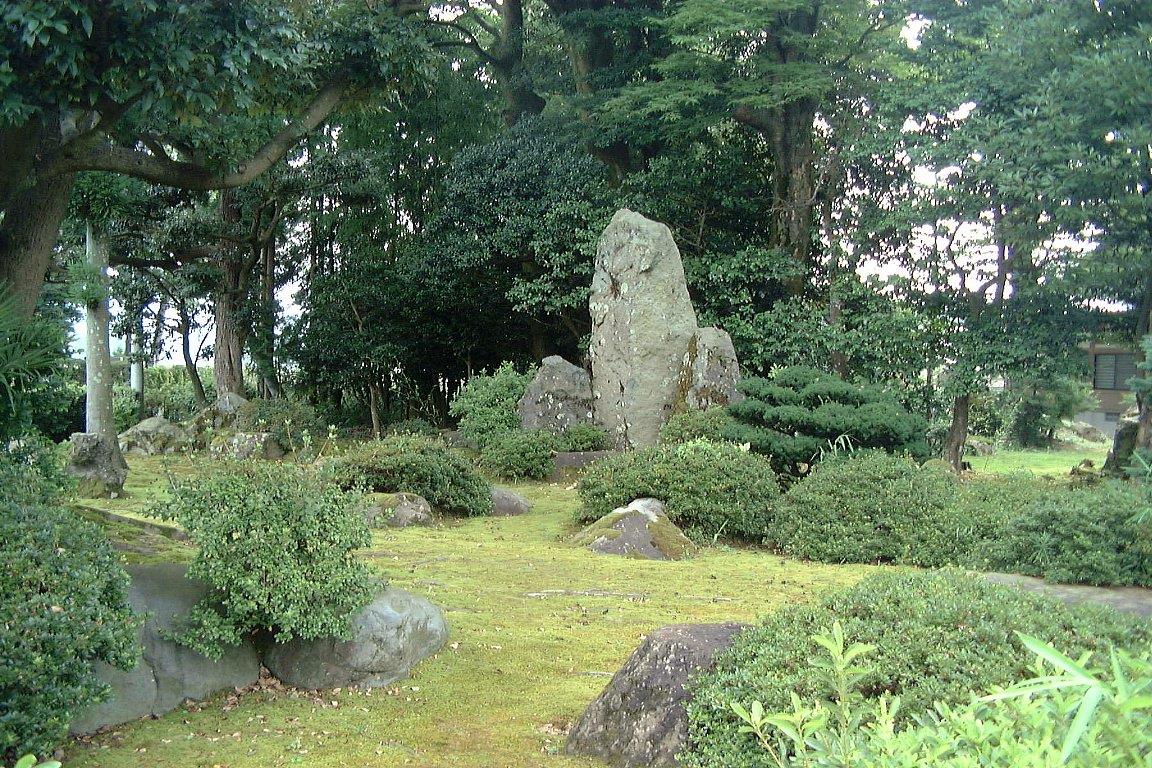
[479, 430, 555, 481]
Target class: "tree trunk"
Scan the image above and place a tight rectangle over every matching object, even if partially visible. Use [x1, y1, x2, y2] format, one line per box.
[369, 383, 383, 439]
[178, 305, 210, 409]
[943, 393, 971, 472]
[213, 275, 248, 396]
[0, 170, 76, 316]
[83, 222, 129, 483]
[126, 330, 146, 420]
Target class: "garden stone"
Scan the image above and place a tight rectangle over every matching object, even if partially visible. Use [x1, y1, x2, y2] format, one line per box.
[118, 414, 192, 455]
[1104, 415, 1139, 475]
[571, 498, 697, 560]
[491, 486, 532, 516]
[66, 432, 127, 498]
[672, 327, 744, 412]
[209, 431, 285, 460]
[70, 563, 260, 735]
[362, 492, 434, 528]
[564, 622, 747, 767]
[589, 210, 699, 449]
[262, 588, 448, 690]
[518, 355, 596, 432]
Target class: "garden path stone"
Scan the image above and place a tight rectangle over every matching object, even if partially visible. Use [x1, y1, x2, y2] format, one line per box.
[565, 622, 747, 767]
[984, 572, 1152, 618]
[262, 587, 448, 690]
[70, 563, 260, 735]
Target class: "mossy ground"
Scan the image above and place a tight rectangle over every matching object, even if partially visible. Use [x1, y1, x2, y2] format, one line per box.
[67, 456, 873, 768]
[972, 446, 1109, 476]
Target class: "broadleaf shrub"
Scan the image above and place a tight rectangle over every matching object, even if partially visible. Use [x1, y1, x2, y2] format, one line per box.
[725, 366, 930, 475]
[153, 461, 375, 659]
[553, 423, 612, 452]
[659, 407, 734, 445]
[768, 452, 967, 566]
[684, 570, 1152, 768]
[576, 439, 779, 540]
[235, 397, 324, 451]
[448, 362, 531, 448]
[1, 443, 139, 762]
[328, 436, 493, 517]
[479, 430, 555, 481]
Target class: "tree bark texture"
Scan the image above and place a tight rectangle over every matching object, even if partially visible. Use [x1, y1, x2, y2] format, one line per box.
[943, 393, 971, 472]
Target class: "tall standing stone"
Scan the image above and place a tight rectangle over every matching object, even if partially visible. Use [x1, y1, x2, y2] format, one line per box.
[589, 210, 699, 449]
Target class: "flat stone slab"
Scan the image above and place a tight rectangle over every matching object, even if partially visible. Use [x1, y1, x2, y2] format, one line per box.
[984, 572, 1152, 618]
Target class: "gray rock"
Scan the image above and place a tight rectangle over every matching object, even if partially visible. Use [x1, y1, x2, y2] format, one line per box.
[118, 414, 192, 455]
[564, 623, 748, 767]
[214, 391, 250, 417]
[187, 392, 251, 442]
[262, 588, 448, 690]
[66, 432, 128, 498]
[71, 563, 260, 734]
[518, 356, 596, 433]
[673, 328, 744, 412]
[589, 210, 699, 449]
[209, 431, 285, 460]
[1104, 416, 1139, 475]
[550, 450, 616, 480]
[491, 486, 532, 517]
[571, 499, 697, 561]
[362, 492, 434, 528]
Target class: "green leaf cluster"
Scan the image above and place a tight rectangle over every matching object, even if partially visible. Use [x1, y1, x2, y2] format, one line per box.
[448, 362, 532, 449]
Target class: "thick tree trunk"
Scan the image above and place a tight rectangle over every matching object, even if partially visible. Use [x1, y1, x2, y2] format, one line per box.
[943, 393, 971, 472]
[85, 223, 118, 439]
[213, 279, 248, 396]
[178, 305, 210, 409]
[0, 170, 76, 316]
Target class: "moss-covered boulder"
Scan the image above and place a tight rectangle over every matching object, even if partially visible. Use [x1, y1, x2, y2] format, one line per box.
[572, 499, 697, 560]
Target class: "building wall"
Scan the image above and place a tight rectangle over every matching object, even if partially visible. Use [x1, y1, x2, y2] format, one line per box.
[1076, 342, 1139, 438]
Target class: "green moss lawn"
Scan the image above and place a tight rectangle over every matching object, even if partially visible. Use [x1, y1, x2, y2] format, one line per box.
[969, 446, 1109, 476]
[67, 456, 875, 768]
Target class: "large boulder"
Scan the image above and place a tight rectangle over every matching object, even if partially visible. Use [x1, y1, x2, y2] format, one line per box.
[589, 210, 700, 449]
[1104, 415, 1140, 475]
[262, 588, 449, 690]
[491, 486, 533, 517]
[187, 392, 251, 445]
[362, 492, 434, 528]
[571, 499, 697, 561]
[66, 432, 128, 498]
[118, 414, 192, 455]
[209, 431, 285, 460]
[518, 355, 596, 433]
[565, 623, 748, 767]
[672, 328, 744, 412]
[70, 563, 260, 735]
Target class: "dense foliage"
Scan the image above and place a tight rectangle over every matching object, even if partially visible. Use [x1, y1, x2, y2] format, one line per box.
[725, 367, 931, 475]
[0, 445, 138, 763]
[684, 570, 1152, 768]
[552, 423, 612, 453]
[577, 440, 779, 541]
[448, 363, 531, 449]
[154, 462, 374, 659]
[235, 397, 325, 452]
[479, 430, 554, 481]
[769, 453, 966, 566]
[328, 436, 493, 517]
[659, 408, 735, 446]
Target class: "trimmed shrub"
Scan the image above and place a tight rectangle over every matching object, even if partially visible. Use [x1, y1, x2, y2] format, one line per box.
[553, 423, 612, 452]
[479, 430, 555, 481]
[576, 440, 780, 540]
[659, 407, 734, 445]
[991, 480, 1152, 586]
[328, 436, 493, 517]
[154, 462, 375, 659]
[235, 397, 324, 451]
[1, 501, 139, 762]
[683, 570, 1152, 768]
[725, 366, 930, 475]
[0, 434, 72, 506]
[768, 452, 966, 566]
[448, 362, 531, 448]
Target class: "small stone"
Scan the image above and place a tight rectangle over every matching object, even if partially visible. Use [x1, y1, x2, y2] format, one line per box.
[571, 499, 697, 560]
[490, 486, 532, 517]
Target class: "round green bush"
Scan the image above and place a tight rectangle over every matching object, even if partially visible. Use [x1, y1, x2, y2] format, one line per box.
[659, 408, 734, 445]
[769, 451, 966, 566]
[683, 570, 1152, 768]
[479, 430, 555, 481]
[0, 503, 139, 763]
[553, 423, 612, 452]
[448, 362, 531, 448]
[576, 439, 780, 540]
[235, 397, 324, 451]
[328, 436, 493, 517]
[154, 461, 375, 660]
[992, 480, 1152, 586]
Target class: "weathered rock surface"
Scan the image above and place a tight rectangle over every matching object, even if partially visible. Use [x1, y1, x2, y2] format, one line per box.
[209, 431, 285, 460]
[491, 486, 533, 517]
[118, 414, 192, 455]
[551, 450, 616, 480]
[262, 588, 448, 690]
[1104, 415, 1139, 475]
[518, 355, 596, 433]
[363, 492, 434, 528]
[564, 622, 748, 767]
[673, 328, 744, 412]
[71, 563, 260, 735]
[572, 499, 697, 560]
[66, 432, 128, 498]
[590, 210, 700, 449]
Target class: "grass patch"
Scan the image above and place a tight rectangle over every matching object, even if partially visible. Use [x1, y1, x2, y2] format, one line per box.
[969, 446, 1109, 476]
[66, 463, 874, 768]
